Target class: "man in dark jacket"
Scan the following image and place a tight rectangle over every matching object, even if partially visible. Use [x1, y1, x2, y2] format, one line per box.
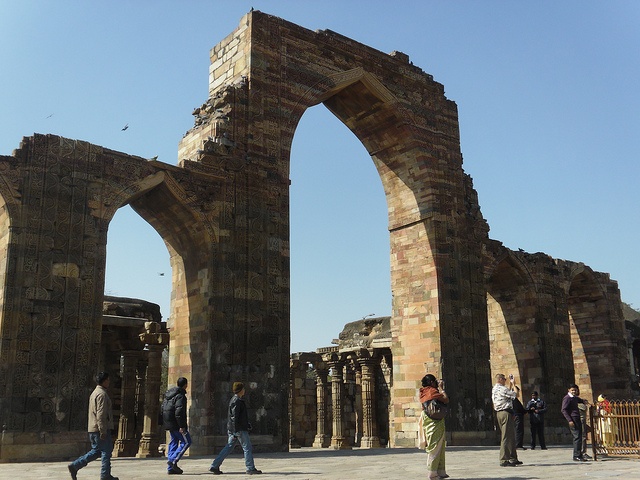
[209, 382, 262, 475]
[513, 396, 527, 450]
[525, 391, 547, 449]
[163, 377, 191, 474]
[561, 384, 588, 462]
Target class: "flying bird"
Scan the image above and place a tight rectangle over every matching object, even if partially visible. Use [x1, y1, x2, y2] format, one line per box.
[158, 272, 165, 276]
[45, 113, 54, 119]
[121, 123, 129, 131]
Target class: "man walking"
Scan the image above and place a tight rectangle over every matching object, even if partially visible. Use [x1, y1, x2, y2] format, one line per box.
[209, 382, 262, 475]
[525, 391, 547, 450]
[561, 384, 589, 462]
[163, 377, 192, 474]
[491, 373, 522, 467]
[68, 372, 118, 480]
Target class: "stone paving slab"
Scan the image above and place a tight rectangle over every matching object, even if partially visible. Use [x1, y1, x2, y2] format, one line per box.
[0, 446, 638, 480]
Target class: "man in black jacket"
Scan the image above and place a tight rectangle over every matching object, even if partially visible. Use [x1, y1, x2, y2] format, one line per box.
[525, 391, 548, 450]
[209, 382, 262, 475]
[163, 377, 191, 474]
[513, 396, 527, 450]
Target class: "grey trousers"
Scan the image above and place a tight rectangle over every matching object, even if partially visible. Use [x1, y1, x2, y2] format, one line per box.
[496, 410, 518, 464]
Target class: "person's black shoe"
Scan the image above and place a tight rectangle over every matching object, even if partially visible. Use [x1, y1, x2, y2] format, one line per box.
[573, 456, 587, 462]
[500, 462, 517, 467]
[100, 476, 119, 480]
[510, 460, 523, 465]
[541, 446, 548, 450]
[171, 463, 183, 474]
[68, 464, 78, 480]
[209, 466, 222, 475]
[246, 468, 263, 475]
[582, 453, 592, 460]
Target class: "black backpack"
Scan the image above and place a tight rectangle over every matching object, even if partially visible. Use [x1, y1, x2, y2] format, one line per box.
[160, 395, 176, 426]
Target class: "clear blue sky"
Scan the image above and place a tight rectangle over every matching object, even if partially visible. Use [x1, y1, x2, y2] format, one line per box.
[1, 1, 638, 353]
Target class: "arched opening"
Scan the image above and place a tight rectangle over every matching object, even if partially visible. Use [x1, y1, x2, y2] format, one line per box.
[0, 193, 11, 336]
[486, 256, 538, 391]
[289, 104, 391, 353]
[102, 169, 216, 456]
[105, 205, 171, 319]
[103, 199, 174, 457]
[568, 269, 607, 402]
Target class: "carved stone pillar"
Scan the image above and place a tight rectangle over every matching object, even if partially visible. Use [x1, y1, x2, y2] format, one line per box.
[114, 350, 142, 457]
[357, 349, 380, 448]
[326, 355, 350, 450]
[312, 363, 330, 448]
[134, 356, 148, 441]
[136, 322, 169, 458]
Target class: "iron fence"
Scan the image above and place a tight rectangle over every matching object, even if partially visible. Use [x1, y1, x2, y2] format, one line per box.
[590, 400, 640, 459]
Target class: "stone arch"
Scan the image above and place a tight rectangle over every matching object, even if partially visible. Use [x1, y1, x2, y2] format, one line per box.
[0, 191, 11, 322]
[0, 134, 225, 460]
[108, 169, 218, 391]
[486, 253, 537, 391]
[178, 11, 492, 447]
[567, 265, 628, 401]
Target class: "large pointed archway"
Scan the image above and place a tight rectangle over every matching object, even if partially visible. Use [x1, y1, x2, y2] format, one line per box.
[178, 10, 492, 447]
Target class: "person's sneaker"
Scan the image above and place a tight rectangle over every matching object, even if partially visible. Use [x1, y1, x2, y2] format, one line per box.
[68, 464, 78, 480]
[541, 447, 548, 450]
[573, 456, 587, 462]
[500, 462, 517, 467]
[172, 463, 184, 474]
[582, 454, 592, 460]
[100, 476, 119, 480]
[209, 466, 223, 475]
[246, 468, 263, 475]
[510, 460, 523, 465]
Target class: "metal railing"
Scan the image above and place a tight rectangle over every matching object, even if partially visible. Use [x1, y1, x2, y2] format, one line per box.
[590, 400, 640, 459]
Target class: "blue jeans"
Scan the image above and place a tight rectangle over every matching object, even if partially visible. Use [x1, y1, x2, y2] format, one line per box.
[211, 430, 255, 471]
[70, 431, 113, 478]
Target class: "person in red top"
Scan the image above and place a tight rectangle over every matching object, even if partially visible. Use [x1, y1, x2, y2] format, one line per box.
[418, 374, 450, 480]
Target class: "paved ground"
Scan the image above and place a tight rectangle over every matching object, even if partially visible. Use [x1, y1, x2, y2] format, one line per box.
[0, 446, 638, 479]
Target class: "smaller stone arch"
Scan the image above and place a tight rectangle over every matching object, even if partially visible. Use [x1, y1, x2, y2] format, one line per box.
[486, 252, 538, 392]
[567, 265, 628, 401]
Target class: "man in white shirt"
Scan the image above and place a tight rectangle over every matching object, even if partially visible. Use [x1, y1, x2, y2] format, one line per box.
[492, 373, 522, 467]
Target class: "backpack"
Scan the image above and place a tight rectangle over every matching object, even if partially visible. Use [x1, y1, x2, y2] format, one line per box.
[423, 399, 449, 420]
[161, 395, 177, 426]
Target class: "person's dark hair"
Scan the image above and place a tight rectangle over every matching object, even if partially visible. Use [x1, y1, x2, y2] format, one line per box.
[568, 383, 579, 390]
[96, 372, 109, 385]
[532, 391, 539, 395]
[177, 377, 188, 388]
[421, 374, 437, 387]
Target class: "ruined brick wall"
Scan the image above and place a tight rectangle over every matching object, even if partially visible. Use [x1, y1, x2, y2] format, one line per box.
[484, 240, 631, 442]
[289, 371, 317, 448]
[0, 134, 225, 461]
